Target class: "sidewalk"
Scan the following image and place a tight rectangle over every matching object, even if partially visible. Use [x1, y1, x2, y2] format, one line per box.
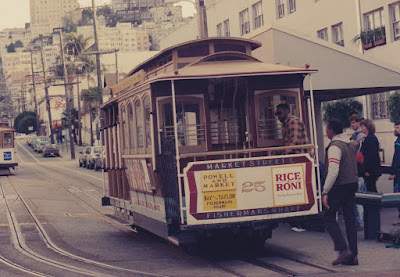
[268, 176, 400, 275]
[56, 141, 80, 161]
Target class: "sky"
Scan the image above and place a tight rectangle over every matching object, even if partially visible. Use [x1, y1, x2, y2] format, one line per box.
[0, 0, 195, 31]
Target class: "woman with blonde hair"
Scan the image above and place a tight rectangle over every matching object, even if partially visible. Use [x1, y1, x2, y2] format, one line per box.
[360, 119, 382, 192]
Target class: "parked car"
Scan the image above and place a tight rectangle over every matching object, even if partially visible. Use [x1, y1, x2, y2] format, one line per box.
[42, 144, 60, 157]
[94, 150, 107, 171]
[79, 146, 93, 167]
[36, 141, 48, 153]
[86, 147, 102, 169]
[33, 136, 49, 151]
[27, 135, 36, 146]
[14, 133, 28, 140]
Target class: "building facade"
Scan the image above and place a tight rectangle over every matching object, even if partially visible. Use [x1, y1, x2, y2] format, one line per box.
[29, 0, 80, 37]
[77, 22, 150, 52]
[158, 0, 400, 165]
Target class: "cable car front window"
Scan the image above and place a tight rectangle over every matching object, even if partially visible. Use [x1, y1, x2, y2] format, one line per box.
[163, 102, 201, 147]
[255, 89, 299, 147]
[3, 133, 12, 148]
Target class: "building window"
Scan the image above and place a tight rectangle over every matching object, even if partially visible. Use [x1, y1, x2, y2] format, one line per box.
[371, 92, 390, 120]
[364, 8, 384, 31]
[390, 2, 400, 40]
[317, 28, 328, 40]
[223, 19, 230, 36]
[277, 0, 285, 18]
[216, 23, 222, 37]
[252, 1, 264, 29]
[239, 9, 250, 36]
[288, 0, 296, 14]
[332, 23, 344, 46]
[362, 8, 386, 49]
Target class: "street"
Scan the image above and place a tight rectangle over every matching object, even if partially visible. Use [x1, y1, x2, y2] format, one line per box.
[0, 140, 396, 276]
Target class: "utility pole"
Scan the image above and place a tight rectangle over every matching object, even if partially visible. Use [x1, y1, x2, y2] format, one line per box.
[92, 0, 103, 107]
[29, 50, 40, 134]
[39, 42, 55, 144]
[54, 27, 75, 159]
[76, 73, 82, 146]
[92, 0, 104, 145]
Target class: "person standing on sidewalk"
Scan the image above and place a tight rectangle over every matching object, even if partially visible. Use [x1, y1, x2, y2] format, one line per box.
[348, 114, 366, 231]
[322, 119, 358, 266]
[389, 120, 400, 225]
[360, 119, 382, 192]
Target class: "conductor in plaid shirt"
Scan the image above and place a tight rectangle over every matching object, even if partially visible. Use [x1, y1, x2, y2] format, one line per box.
[275, 103, 309, 154]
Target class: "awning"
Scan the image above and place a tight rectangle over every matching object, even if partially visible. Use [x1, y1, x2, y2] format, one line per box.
[250, 24, 400, 101]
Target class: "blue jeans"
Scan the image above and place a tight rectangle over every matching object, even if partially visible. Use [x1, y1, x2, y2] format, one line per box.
[355, 177, 366, 227]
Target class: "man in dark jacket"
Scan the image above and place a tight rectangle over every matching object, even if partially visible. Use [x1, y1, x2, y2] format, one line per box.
[389, 120, 400, 225]
[323, 119, 358, 266]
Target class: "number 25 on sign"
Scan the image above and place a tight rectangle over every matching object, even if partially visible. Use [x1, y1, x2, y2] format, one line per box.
[242, 181, 266, 193]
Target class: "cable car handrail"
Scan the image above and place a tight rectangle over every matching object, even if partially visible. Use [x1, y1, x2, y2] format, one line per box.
[179, 144, 315, 159]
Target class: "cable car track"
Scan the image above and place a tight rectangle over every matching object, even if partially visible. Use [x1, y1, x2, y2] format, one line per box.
[13, 142, 343, 276]
[0, 176, 169, 277]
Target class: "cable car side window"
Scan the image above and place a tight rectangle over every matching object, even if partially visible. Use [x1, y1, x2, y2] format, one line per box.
[254, 89, 300, 147]
[128, 102, 136, 153]
[135, 99, 144, 150]
[3, 132, 13, 148]
[121, 105, 128, 154]
[144, 96, 152, 151]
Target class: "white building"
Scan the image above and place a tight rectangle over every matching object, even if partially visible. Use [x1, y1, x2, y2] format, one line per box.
[158, 0, 400, 165]
[29, 0, 80, 37]
[77, 22, 150, 53]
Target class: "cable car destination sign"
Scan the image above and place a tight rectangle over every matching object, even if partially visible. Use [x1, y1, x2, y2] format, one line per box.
[111, 69, 145, 96]
[184, 155, 316, 225]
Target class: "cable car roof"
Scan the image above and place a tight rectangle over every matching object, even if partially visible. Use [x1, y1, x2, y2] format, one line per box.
[152, 57, 317, 81]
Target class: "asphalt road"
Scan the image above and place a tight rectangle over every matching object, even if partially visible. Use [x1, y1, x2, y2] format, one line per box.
[0, 139, 397, 276]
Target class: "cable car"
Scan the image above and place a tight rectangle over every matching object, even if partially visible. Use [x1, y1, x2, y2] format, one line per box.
[0, 121, 18, 175]
[101, 37, 321, 250]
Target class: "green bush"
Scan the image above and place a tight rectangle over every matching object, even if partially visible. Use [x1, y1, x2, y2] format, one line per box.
[388, 92, 400, 123]
[14, 111, 37, 133]
[323, 99, 363, 129]
[16, 115, 37, 134]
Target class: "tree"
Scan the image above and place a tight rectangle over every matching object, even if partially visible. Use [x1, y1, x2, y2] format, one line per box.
[64, 33, 90, 56]
[14, 111, 37, 133]
[15, 40, 24, 48]
[323, 98, 363, 129]
[6, 43, 16, 53]
[79, 8, 94, 26]
[15, 114, 37, 134]
[388, 92, 400, 123]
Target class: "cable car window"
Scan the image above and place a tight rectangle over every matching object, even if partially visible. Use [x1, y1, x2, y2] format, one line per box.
[128, 103, 135, 151]
[144, 96, 152, 149]
[135, 100, 144, 149]
[158, 96, 206, 152]
[3, 133, 13, 148]
[121, 105, 128, 153]
[214, 43, 246, 53]
[254, 89, 299, 147]
[177, 43, 209, 58]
